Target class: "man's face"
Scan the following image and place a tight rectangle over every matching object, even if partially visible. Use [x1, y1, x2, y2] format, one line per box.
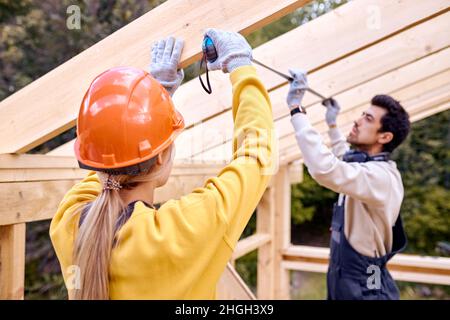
[347, 105, 387, 149]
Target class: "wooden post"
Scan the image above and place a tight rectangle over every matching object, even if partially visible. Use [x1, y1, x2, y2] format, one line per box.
[256, 186, 275, 299]
[0, 224, 26, 299]
[273, 166, 291, 299]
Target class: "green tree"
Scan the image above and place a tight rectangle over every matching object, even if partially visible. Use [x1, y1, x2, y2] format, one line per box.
[392, 110, 450, 255]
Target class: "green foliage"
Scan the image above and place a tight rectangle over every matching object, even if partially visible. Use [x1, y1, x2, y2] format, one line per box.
[25, 220, 67, 299]
[291, 170, 336, 225]
[235, 251, 258, 294]
[392, 110, 450, 255]
[291, 271, 327, 300]
[0, 0, 165, 101]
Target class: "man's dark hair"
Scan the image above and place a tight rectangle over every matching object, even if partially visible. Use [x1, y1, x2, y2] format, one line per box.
[371, 94, 410, 153]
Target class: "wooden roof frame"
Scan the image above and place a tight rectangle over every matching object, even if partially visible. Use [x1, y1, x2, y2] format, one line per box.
[1, 0, 449, 300]
[45, 0, 450, 163]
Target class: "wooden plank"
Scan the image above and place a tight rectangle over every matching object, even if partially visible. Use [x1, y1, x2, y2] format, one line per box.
[183, 11, 450, 159]
[200, 48, 450, 161]
[273, 166, 291, 299]
[0, 154, 79, 169]
[0, 224, 26, 299]
[0, 164, 223, 182]
[0, 168, 88, 183]
[283, 245, 450, 286]
[409, 102, 449, 123]
[278, 76, 450, 164]
[0, 153, 225, 182]
[217, 263, 256, 300]
[46, 140, 75, 157]
[173, 0, 449, 128]
[0, 153, 224, 172]
[288, 161, 303, 184]
[278, 69, 450, 155]
[279, 99, 450, 166]
[256, 187, 275, 299]
[0, 173, 220, 226]
[0, 0, 312, 154]
[283, 260, 450, 285]
[232, 233, 271, 260]
[282, 260, 328, 273]
[280, 103, 450, 166]
[284, 245, 450, 274]
[45, 1, 450, 159]
[389, 271, 450, 286]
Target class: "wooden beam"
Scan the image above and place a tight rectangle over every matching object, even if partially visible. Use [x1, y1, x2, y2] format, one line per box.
[277, 67, 450, 154]
[46, 141, 75, 157]
[0, 153, 225, 182]
[232, 233, 271, 260]
[199, 48, 450, 161]
[184, 10, 450, 160]
[0, 154, 79, 169]
[278, 74, 450, 164]
[217, 263, 256, 300]
[288, 161, 303, 184]
[273, 166, 291, 299]
[0, 156, 227, 226]
[279, 98, 450, 166]
[283, 245, 450, 286]
[45, 1, 450, 159]
[256, 187, 276, 299]
[0, 224, 26, 299]
[0, 0, 312, 154]
[280, 101, 450, 166]
[0, 174, 222, 226]
[172, 0, 449, 128]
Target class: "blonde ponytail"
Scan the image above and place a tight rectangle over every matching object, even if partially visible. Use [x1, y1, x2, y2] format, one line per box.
[72, 188, 124, 300]
[71, 145, 174, 300]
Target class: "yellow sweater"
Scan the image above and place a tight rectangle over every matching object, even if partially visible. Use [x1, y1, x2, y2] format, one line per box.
[49, 66, 274, 299]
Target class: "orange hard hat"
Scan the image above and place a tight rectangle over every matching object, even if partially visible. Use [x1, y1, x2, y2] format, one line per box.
[74, 66, 184, 175]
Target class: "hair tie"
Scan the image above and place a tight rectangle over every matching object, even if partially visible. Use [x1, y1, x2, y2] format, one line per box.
[103, 175, 122, 191]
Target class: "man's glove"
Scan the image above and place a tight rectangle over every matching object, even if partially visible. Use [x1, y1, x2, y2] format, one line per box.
[286, 69, 308, 109]
[322, 98, 341, 126]
[204, 28, 252, 73]
[149, 37, 184, 96]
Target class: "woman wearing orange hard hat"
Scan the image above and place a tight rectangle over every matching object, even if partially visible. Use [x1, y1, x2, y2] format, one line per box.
[50, 30, 275, 300]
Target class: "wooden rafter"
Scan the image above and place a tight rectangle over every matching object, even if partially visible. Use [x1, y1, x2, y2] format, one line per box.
[198, 47, 450, 161]
[278, 70, 450, 164]
[0, 154, 225, 226]
[283, 245, 450, 285]
[279, 100, 450, 165]
[0, 0, 312, 154]
[45, 0, 450, 160]
[190, 15, 450, 160]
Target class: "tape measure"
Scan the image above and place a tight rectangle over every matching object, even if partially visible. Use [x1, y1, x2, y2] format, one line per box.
[199, 35, 329, 102]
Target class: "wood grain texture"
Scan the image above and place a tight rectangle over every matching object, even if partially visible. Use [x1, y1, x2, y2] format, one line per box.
[0, 0, 311, 154]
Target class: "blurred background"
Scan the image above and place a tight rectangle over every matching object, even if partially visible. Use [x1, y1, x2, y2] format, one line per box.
[1, 0, 448, 299]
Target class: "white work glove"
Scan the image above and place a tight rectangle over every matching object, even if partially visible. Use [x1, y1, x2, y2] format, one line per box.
[286, 69, 308, 109]
[204, 28, 252, 73]
[322, 98, 341, 126]
[149, 37, 184, 96]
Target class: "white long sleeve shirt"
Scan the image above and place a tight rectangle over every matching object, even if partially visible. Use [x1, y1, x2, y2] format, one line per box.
[291, 113, 404, 257]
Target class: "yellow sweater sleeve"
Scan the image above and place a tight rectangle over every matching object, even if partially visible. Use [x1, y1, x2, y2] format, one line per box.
[206, 65, 274, 247]
[160, 65, 275, 250]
